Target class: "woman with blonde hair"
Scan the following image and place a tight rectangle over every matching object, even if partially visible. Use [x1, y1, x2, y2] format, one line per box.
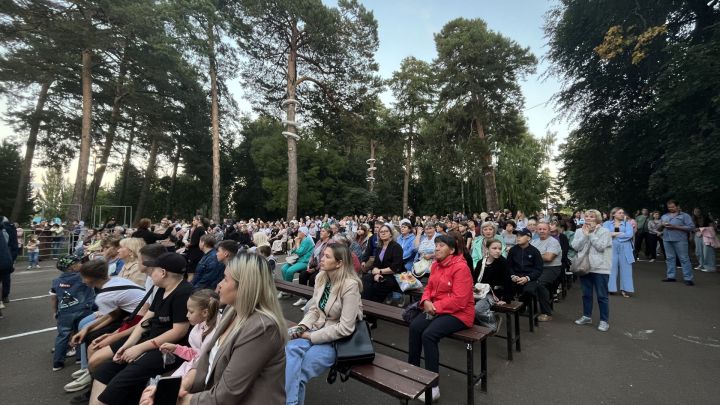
[572, 209, 613, 332]
[141, 253, 287, 405]
[117, 238, 146, 286]
[471, 221, 506, 268]
[252, 231, 270, 249]
[602, 207, 635, 297]
[285, 243, 363, 405]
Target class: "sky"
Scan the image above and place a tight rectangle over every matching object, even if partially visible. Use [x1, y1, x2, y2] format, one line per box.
[0, 0, 570, 186]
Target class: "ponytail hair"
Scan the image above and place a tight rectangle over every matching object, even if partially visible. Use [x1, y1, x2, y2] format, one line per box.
[189, 289, 220, 340]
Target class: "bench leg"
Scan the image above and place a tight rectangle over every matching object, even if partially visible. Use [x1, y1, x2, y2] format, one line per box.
[505, 312, 513, 361]
[480, 339, 487, 392]
[514, 311, 521, 352]
[528, 299, 535, 332]
[424, 388, 432, 405]
[466, 342, 474, 405]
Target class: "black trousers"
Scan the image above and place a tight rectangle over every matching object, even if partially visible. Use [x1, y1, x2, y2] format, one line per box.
[646, 234, 659, 260]
[362, 273, 400, 325]
[299, 268, 318, 287]
[408, 314, 466, 387]
[1, 270, 10, 300]
[634, 231, 648, 258]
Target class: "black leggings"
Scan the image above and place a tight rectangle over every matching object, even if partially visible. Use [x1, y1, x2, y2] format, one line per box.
[408, 314, 466, 387]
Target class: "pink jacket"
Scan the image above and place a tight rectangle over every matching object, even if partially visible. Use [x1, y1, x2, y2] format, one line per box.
[700, 227, 720, 248]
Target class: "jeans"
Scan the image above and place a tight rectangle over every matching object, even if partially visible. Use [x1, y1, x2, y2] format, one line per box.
[694, 236, 705, 268]
[28, 251, 39, 267]
[408, 314, 466, 387]
[702, 244, 716, 271]
[1, 271, 10, 300]
[78, 313, 96, 369]
[537, 266, 562, 315]
[580, 273, 609, 322]
[282, 262, 309, 282]
[663, 239, 693, 281]
[53, 311, 89, 365]
[285, 338, 336, 405]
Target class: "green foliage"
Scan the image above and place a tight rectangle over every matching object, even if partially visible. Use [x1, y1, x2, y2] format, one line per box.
[36, 166, 71, 220]
[0, 141, 34, 219]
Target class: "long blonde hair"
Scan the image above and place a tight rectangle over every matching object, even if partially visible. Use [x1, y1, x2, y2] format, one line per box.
[252, 231, 270, 247]
[315, 243, 362, 295]
[119, 237, 145, 263]
[226, 253, 286, 340]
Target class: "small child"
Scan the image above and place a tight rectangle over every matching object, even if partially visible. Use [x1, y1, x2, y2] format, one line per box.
[159, 289, 219, 377]
[258, 245, 277, 273]
[50, 254, 95, 371]
[27, 235, 39, 269]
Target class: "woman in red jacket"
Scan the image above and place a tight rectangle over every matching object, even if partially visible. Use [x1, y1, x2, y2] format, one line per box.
[408, 234, 474, 402]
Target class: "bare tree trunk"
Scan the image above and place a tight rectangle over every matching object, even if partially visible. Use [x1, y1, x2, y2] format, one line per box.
[134, 132, 159, 224]
[69, 49, 93, 222]
[119, 120, 135, 206]
[209, 28, 221, 224]
[285, 32, 299, 220]
[11, 81, 51, 222]
[165, 143, 180, 215]
[402, 128, 412, 215]
[368, 140, 376, 193]
[476, 119, 499, 212]
[83, 46, 128, 219]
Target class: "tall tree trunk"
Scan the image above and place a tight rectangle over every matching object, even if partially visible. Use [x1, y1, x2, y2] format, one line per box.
[368, 140, 376, 193]
[209, 29, 221, 224]
[402, 127, 412, 215]
[11, 81, 51, 222]
[118, 120, 135, 206]
[285, 33, 299, 220]
[165, 143, 180, 216]
[134, 132, 159, 223]
[476, 119, 499, 212]
[69, 49, 93, 222]
[82, 44, 129, 219]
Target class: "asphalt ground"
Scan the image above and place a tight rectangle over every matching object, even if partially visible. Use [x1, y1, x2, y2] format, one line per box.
[1, 259, 719, 405]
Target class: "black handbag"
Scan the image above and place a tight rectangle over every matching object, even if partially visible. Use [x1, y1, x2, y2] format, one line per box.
[327, 319, 375, 384]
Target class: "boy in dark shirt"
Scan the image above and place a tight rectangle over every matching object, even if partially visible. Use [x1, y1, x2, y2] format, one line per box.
[506, 229, 544, 304]
[50, 254, 95, 371]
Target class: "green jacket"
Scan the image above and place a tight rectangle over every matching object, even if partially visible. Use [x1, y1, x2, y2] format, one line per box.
[292, 236, 315, 265]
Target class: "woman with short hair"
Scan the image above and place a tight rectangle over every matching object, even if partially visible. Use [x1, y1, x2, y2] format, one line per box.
[471, 221, 506, 268]
[362, 224, 404, 306]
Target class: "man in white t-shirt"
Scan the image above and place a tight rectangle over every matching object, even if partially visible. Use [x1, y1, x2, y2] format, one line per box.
[531, 222, 563, 322]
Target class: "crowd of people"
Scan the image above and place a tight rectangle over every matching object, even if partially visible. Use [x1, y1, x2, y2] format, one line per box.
[0, 200, 717, 404]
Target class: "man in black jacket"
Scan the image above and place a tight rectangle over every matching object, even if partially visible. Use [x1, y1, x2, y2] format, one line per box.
[506, 228, 543, 304]
[1, 210, 19, 307]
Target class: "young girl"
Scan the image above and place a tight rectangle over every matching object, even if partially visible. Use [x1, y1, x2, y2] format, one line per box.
[159, 288, 220, 377]
[27, 235, 39, 269]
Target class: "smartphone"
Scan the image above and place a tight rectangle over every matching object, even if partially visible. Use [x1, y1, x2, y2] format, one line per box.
[154, 376, 182, 405]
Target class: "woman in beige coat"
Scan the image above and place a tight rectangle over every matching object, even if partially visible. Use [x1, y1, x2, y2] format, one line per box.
[139, 253, 286, 405]
[285, 243, 363, 405]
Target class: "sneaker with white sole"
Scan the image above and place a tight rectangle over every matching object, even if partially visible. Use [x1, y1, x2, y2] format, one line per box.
[0, 301, 5, 310]
[65, 371, 92, 392]
[574, 316, 592, 325]
[277, 292, 289, 299]
[597, 321, 609, 332]
[52, 362, 64, 372]
[292, 298, 308, 307]
[72, 368, 88, 379]
[66, 347, 77, 357]
[417, 387, 440, 402]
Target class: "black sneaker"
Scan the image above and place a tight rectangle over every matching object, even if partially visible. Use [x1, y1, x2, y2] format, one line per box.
[52, 362, 64, 372]
[69, 389, 91, 405]
[661, 278, 676, 282]
[684, 280, 695, 286]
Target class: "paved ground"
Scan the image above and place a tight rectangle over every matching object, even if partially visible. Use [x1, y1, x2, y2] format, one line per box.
[1, 259, 719, 405]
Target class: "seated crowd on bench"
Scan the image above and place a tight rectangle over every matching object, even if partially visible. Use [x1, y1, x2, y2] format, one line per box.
[38, 204, 692, 404]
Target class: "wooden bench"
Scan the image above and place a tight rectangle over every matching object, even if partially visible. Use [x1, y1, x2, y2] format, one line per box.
[491, 301, 523, 360]
[286, 320, 437, 405]
[276, 280, 493, 405]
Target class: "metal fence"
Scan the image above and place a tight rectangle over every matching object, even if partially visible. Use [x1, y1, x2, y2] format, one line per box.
[17, 229, 75, 263]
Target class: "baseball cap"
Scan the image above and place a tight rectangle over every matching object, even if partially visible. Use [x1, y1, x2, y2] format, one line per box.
[57, 254, 82, 272]
[143, 252, 187, 274]
[399, 218, 412, 227]
[514, 228, 533, 237]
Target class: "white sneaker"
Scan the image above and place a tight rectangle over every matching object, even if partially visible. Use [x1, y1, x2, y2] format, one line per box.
[694, 265, 703, 270]
[277, 292, 289, 299]
[417, 387, 440, 402]
[292, 298, 307, 307]
[64, 371, 92, 392]
[72, 368, 88, 379]
[575, 316, 592, 325]
[598, 321, 609, 332]
[66, 347, 77, 357]
[649, 259, 655, 262]
[0, 301, 5, 310]
[700, 268, 716, 273]
[300, 304, 307, 312]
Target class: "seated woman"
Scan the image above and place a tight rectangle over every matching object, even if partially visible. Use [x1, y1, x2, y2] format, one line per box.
[117, 237, 147, 287]
[285, 243, 362, 405]
[473, 239, 514, 304]
[280, 227, 315, 289]
[361, 224, 404, 304]
[89, 252, 192, 405]
[471, 221, 506, 268]
[408, 235, 474, 402]
[139, 253, 286, 405]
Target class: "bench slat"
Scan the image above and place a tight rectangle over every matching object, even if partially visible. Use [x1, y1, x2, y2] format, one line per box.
[492, 301, 523, 312]
[350, 363, 430, 399]
[370, 353, 438, 386]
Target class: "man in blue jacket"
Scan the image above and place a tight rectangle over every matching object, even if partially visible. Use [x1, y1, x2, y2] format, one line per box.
[1, 210, 19, 307]
[660, 199, 697, 285]
[191, 234, 225, 290]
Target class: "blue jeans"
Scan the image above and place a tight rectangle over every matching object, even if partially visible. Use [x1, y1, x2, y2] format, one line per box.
[53, 311, 87, 365]
[702, 244, 716, 271]
[28, 251, 39, 267]
[285, 338, 336, 405]
[580, 273, 609, 322]
[663, 239, 693, 281]
[78, 313, 96, 369]
[694, 236, 705, 268]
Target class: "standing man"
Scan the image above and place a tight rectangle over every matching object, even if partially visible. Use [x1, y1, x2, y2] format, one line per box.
[531, 222, 563, 322]
[634, 208, 649, 260]
[1, 210, 19, 308]
[660, 200, 696, 285]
